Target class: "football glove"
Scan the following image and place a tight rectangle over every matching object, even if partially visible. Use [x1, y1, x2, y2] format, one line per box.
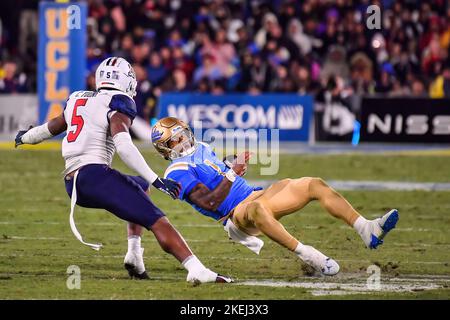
[152, 177, 181, 200]
[15, 125, 33, 148]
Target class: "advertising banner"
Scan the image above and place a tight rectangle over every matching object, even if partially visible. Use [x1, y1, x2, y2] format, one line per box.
[157, 93, 313, 142]
[38, 1, 87, 124]
[360, 98, 450, 143]
[314, 102, 356, 142]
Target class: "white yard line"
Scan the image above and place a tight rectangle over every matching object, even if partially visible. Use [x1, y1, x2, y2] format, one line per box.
[237, 279, 445, 296]
[1, 271, 449, 283]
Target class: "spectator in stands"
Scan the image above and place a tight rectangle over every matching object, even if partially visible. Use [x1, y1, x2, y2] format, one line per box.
[193, 53, 222, 84]
[133, 63, 155, 122]
[2, 0, 450, 104]
[0, 61, 27, 94]
[411, 78, 428, 97]
[162, 68, 190, 93]
[430, 64, 450, 98]
[147, 51, 167, 86]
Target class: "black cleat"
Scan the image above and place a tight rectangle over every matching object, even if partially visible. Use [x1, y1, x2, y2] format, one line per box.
[215, 274, 233, 283]
[124, 263, 150, 280]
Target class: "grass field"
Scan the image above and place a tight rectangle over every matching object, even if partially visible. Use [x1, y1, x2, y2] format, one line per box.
[0, 147, 449, 299]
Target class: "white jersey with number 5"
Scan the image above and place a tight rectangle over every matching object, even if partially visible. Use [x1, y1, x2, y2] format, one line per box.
[62, 89, 137, 176]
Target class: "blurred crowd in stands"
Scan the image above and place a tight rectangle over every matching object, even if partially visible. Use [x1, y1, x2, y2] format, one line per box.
[1, 0, 450, 120]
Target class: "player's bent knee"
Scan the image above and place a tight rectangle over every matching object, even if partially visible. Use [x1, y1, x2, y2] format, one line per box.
[295, 177, 314, 185]
[291, 177, 314, 194]
[311, 177, 326, 184]
[247, 201, 265, 214]
[306, 177, 331, 199]
[248, 201, 271, 223]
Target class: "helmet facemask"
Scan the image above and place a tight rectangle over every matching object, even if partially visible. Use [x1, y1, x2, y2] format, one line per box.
[124, 67, 137, 97]
[166, 128, 196, 160]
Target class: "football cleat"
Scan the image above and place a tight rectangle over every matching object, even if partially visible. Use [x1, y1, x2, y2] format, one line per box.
[360, 209, 399, 249]
[187, 269, 233, 284]
[297, 245, 340, 276]
[215, 274, 234, 283]
[124, 248, 149, 280]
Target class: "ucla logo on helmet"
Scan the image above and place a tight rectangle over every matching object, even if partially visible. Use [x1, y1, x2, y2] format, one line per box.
[151, 127, 163, 142]
[172, 125, 183, 134]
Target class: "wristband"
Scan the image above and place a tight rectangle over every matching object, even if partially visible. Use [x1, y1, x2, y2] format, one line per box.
[225, 169, 238, 182]
[21, 123, 53, 144]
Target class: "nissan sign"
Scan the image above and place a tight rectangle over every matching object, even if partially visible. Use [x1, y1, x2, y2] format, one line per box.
[360, 98, 450, 143]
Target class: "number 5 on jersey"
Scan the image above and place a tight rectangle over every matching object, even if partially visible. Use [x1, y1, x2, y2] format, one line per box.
[67, 98, 88, 143]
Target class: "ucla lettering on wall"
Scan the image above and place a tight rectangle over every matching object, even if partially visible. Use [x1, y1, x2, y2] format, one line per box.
[38, 2, 87, 124]
[158, 94, 313, 142]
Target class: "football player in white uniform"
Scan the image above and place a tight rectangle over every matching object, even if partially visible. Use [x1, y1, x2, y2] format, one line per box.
[15, 57, 231, 283]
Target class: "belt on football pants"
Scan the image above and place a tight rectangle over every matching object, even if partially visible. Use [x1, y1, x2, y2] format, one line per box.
[69, 169, 103, 251]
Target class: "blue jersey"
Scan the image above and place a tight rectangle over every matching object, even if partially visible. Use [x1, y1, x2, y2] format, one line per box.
[164, 143, 261, 222]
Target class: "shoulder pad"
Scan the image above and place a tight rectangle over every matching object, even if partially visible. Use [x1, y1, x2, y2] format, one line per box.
[108, 94, 137, 120]
[164, 162, 190, 178]
[197, 141, 216, 155]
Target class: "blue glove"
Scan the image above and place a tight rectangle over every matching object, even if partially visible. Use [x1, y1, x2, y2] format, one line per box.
[152, 177, 181, 199]
[15, 126, 33, 148]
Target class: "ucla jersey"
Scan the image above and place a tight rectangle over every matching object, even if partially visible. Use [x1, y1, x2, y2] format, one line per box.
[164, 143, 261, 222]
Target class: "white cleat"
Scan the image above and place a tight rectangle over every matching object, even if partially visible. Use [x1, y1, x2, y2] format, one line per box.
[186, 268, 233, 284]
[124, 248, 149, 280]
[359, 209, 399, 249]
[298, 245, 340, 276]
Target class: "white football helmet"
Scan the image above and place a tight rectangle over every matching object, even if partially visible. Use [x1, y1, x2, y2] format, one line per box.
[95, 57, 137, 98]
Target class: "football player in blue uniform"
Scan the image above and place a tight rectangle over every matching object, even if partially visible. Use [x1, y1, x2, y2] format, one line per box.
[15, 57, 231, 284]
[152, 117, 399, 276]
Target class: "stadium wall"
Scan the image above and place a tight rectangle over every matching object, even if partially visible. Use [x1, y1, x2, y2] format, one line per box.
[0, 95, 38, 141]
[1, 94, 449, 144]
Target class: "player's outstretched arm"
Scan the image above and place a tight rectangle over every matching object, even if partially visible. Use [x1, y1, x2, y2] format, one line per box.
[15, 114, 67, 148]
[188, 181, 233, 212]
[110, 112, 180, 199]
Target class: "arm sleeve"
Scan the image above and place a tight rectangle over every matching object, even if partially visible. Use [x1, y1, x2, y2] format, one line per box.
[166, 169, 202, 200]
[108, 94, 137, 120]
[21, 123, 54, 144]
[113, 132, 158, 184]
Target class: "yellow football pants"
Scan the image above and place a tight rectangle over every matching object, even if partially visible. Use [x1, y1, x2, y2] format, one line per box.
[231, 178, 361, 251]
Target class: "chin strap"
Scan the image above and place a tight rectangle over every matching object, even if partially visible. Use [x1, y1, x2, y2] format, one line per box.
[170, 143, 197, 160]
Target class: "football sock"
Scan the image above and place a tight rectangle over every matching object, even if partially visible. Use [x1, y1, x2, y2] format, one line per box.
[294, 242, 317, 260]
[181, 255, 208, 273]
[294, 242, 305, 256]
[127, 235, 141, 253]
[353, 216, 369, 236]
